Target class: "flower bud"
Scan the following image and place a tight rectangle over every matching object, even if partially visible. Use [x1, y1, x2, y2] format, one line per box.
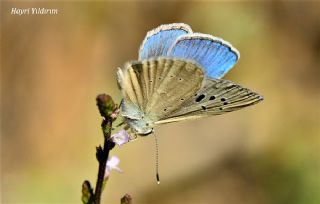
[121, 194, 132, 204]
[81, 180, 93, 204]
[96, 94, 116, 118]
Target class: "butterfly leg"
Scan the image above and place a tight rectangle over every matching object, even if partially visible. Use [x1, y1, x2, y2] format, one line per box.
[129, 134, 138, 141]
[119, 99, 124, 109]
[122, 127, 138, 141]
[116, 121, 125, 127]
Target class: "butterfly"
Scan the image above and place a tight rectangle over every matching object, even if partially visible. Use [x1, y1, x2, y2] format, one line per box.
[117, 23, 263, 136]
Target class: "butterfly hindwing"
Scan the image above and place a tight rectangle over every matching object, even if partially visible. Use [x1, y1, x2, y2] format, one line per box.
[168, 33, 240, 79]
[139, 23, 192, 60]
[156, 78, 263, 124]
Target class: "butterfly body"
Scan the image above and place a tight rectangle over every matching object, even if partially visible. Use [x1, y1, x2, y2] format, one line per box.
[117, 23, 263, 136]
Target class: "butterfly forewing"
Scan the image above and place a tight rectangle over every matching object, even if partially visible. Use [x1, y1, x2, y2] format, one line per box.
[156, 78, 263, 124]
[146, 59, 204, 119]
[118, 58, 205, 124]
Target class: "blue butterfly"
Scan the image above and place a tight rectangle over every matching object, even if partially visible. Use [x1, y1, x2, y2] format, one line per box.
[117, 23, 263, 136]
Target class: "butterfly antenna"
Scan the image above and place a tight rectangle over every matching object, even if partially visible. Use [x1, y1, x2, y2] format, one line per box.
[153, 132, 160, 184]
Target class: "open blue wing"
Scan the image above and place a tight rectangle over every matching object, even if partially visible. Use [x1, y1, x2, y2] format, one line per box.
[168, 33, 240, 79]
[139, 23, 192, 60]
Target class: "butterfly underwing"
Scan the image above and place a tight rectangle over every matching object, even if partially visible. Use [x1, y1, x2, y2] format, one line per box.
[117, 57, 263, 136]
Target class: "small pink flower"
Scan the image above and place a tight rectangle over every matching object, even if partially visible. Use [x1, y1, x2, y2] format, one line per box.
[111, 130, 130, 146]
[105, 156, 122, 178]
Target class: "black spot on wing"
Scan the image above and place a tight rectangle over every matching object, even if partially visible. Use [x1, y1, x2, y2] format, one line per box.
[196, 94, 205, 102]
[209, 96, 216, 100]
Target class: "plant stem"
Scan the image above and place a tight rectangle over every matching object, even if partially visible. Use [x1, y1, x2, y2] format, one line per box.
[81, 94, 117, 204]
[93, 119, 115, 204]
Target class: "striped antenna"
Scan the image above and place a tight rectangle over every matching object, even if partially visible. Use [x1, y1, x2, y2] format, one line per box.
[153, 132, 160, 184]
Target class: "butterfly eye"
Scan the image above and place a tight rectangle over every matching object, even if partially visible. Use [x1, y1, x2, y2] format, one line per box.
[221, 98, 226, 102]
[223, 102, 228, 105]
[209, 96, 216, 100]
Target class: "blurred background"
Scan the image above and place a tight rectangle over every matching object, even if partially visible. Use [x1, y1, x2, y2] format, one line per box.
[1, 1, 320, 204]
